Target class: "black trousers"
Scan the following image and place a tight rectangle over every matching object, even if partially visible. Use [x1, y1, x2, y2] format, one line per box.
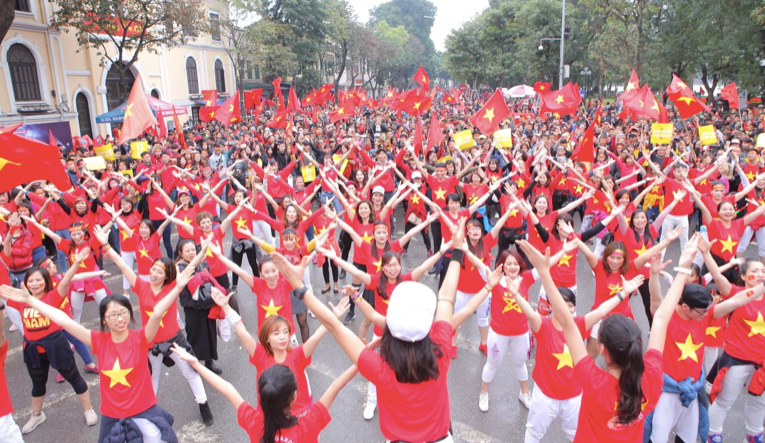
[27, 351, 87, 397]
[231, 244, 260, 287]
[403, 221, 432, 252]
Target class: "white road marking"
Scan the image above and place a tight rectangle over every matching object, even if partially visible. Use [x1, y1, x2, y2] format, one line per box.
[177, 420, 223, 443]
[12, 377, 100, 421]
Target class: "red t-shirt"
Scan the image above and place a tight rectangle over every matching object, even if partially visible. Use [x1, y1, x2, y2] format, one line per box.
[132, 278, 180, 343]
[701, 195, 735, 222]
[230, 209, 254, 241]
[708, 218, 745, 262]
[58, 238, 100, 274]
[723, 295, 765, 361]
[614, 226, 659, 279]
[249, 344, 312, 416]
[175, 204, 200, 240]
[193, 226, 227, 277]
[349, 216, 374, 265]
[9, 289, 65, 352]
[499, 195, 524, 229]
[527, 210, 559, 252]
[439, 209, 470, 242]
[251, 277, 295, 332]
[118, 213, 141, 253]
[573, 349, 663, 443]
[236, 400, 331, 443]
[489, 270, 535, 336]
[427, 175, 459, 209]
[546, 232, 579, 288]
[134, 232, 162, 275]
[368, 272, 413, 336]
[91, 328, 156, 418]
[0, 341, 13, 417]
[705, 310, 728, 348]
[458, 235, 496, 293]
[533, 316, 588, 400]
[663, 308, 713, 382]
[357, 321, 455, 442]
[463, 183, 489, 206]
[663, 178, 694, 216]
[591, 260, 638, 319]
[361, 240, 402, 276]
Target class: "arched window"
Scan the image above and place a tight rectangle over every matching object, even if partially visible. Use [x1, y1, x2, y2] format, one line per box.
[214, 59, 225, 93]
[186, 57, 199, 94]
[105, 62, 135, 111]
[7, 44, 41, 102]
[75, 92, 93, 138]
[150, 89, 159, 99]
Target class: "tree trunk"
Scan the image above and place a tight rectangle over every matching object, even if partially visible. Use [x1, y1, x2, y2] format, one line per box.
[0, 4, 14, 44]
[333, 41, 348, 97]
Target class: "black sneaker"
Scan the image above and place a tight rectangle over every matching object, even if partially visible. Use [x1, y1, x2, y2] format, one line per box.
[230, 285, 238, 294]
[339, 270, 347, 280]
[205, 360, 223, 375]
[343, 310, 356, 325]
[199, 402, 214, 427]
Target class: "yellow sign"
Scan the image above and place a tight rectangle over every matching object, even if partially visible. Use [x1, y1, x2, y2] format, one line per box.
[95, 143, 116, 161]
[83, 156, 107, 171]
[757, 133, 765, 149]
[650, 123, 673, 144]
[130, 140, 149, 159]
[698, 125, 717, 146]
[494, 129, 513, 148]
[453, 129, 475, 150]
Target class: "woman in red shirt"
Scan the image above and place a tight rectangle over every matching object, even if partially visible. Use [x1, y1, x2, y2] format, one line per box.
[115, 217, 173, 281]
[518, 234, 700, 443]
[317, 241, 445, 420]
[93, 225, 215, 426]
[5, 250, 96, 434]
[113, 196, 141, 297]
[0, 263, 193, 442]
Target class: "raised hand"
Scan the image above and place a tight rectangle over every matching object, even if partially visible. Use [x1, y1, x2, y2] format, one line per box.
[329, 297, 350, 318]
[0, 284, 30, 303]
[210, 287, 233, 308]
[171, 343, 199, 365]
[678, 232, 701, 269]
[621, 274, 646, 295]
[270, 252, 308, 289]
[665, 226, 685, 243]
[649, 253, 672, 275]
[486, 266, 503, 288]
[517, 240, 551, 271]
[93, 225, 110, 246]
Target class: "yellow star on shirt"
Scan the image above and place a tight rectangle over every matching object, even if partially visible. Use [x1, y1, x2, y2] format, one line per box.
[206, 247, 214, 258]
[634, 244, 648, 256]
[508, 208, 519, 218]
[182, 216, 192, 225]
[575, 185, 583, 194]
[672, 190, 685, 202]
[145, 310, 167, 327]
[484, 108, 495, 122]
[675, 333, 703, 362]
[374, 259, 382, 273]
[719, 235, 738, 254]
[102, 359, 133, 388]
[120, 230, 130, 240]
[434, 187, 447, 200]
[745, 312, 765, 337]
[517, 179, 526, 188]
[262, 299, 283, 318]
[138, 249, 150, 258]
[502, 293, 521, 314]
[558, 254, 573, 267]
[700, 179, 708, 186]
[552, 344, 574, 370]
[71, 254, 87, 269]
[235, 217, 248, 229]
[706, 325, 721, 338]
[411, 195, 421, 205]
[361, 231, 374, 243]
[608, 283, 623, 296]
[747, 171, 756, 181]
[558, 177, 567, 186]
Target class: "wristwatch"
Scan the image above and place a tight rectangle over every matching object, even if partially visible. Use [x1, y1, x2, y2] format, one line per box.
[291, 286, 308, 300]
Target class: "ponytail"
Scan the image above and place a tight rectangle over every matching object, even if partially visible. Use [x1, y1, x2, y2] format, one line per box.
[598, 315, 645, 425]
[258, 365, 298, 443]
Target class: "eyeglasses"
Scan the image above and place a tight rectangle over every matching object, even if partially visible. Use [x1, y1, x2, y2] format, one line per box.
[691, 307, 710, 317]
[105, 310, 130, 321]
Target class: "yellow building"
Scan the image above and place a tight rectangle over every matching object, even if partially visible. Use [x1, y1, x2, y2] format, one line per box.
[1, 0, 238, 144]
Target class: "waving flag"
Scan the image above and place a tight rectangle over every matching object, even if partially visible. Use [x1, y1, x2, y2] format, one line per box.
[666, 74, 709, 119]
[414, 65, 430, 87]
[470, 89, 510, 135]
[721, 83, 740, 109]
[118, 73, 157, 145]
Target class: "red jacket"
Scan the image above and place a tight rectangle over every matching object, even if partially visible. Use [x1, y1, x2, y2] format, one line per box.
[2, 228, 33, 271]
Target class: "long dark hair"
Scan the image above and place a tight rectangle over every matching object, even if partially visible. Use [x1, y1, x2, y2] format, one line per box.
[466, 219, 486, 262]
[551, 213, 574, 241]
[99, 294, 136, 332]
[380, 326, 443, 383]
[602, 242, 630, 276]
[377, 251, 401, 300]
[24, 267, 54, 294]
[371, 222, 392, 262]
[629, 208, 654, 246]
[355, 200, 375, 224]
[598, 314, 645, 425]
[258, 365, 298, 443]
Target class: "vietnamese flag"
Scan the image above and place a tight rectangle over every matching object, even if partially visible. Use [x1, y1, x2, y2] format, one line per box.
[444, 93, 456, 104]
[533, 82, 552, 93]
[382, 86, 397, 104]
[470, 89, 510, 135]
[721, 83, 740, 109]
[623, 69, 640, 101]
[623, 84, 663, 120]
[267, 109, 289, 129]
[412, 115, 424, 157]
[400, 93, 432, 115]
[414, 65, 430, 87]
[317, 83, 333, 103]
[539, 82, 581, 117]
[244, 89, 263, 110]
[0, 129, 71, 192]
[287, 85, 303, 114]
[666, 74, 709, 119]
[214, 91, 240, 127]
[118, 73, 157, 145]
[571, 120, 596, 163]
[426, 112, 444, 156]
[199, 106, 219, 122]
[329, 102, 354, 124]
[201, 90, 218, 107]
[173, 110, 187, 150]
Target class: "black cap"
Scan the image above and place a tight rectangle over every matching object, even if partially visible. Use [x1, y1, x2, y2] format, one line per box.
[680, 283, 713, 309]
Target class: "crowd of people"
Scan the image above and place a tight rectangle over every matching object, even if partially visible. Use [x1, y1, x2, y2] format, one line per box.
[0, 85, 764, 443]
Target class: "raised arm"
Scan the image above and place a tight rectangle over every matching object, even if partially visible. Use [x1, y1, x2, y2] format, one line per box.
[452, 267, 500, 329]
[94, 225, 137, 287]
[171, 343, 245, 411]
[436, 218, 467, 327]
[145, 267, 192, 343]
[411, 240, 452, 281]
[21, 215, 62, 244]
[207, 242, 255, 288]
[316, 246, 371, 285]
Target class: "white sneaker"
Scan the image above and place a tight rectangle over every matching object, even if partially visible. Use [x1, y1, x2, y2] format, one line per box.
[706, 381, 713, 396]
[22, 412, 46, 434]
[84, 408, 98, 426]
[309, 310, 316, 318]
[363, 400, 377, 420]
[479, 392, 489, 412]
[518, 391, 531, 409]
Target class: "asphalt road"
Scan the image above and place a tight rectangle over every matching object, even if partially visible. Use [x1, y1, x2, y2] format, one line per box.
[4, 207, 759, 442]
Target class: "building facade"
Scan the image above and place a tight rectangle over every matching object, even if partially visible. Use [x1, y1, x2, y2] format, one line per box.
[1, 0, 239, 139]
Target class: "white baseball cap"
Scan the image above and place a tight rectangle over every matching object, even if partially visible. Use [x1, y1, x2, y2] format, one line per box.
[386, 281, 436, 342]
[372, 185, 385, 195]
[411, 171, 422, 180]
[732, 138, 741, 145]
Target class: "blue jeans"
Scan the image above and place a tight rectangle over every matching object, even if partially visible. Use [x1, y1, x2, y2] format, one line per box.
[151, 220, 174, 259]
[109, 224, 122, 254]
[63, 330, 93, 365]
[54, 228, 71, 272]
[32, 246, 46, 262]
[321, 190, 343, 214]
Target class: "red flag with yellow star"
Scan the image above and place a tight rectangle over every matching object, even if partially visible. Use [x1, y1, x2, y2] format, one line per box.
[414, 65, 430, 87]
[266, 109, 289, 129]
[539, 83, 581, 117]
[623, 69, 640, 101]
[244, 89, 263, 110]
[571, 120, 595, 163]
[0, 126, 71, 192]
[329, 102, 355, 124]
[666, 74, 710, 119]
[214, 91, 241, 127]
[201, 90, 217, 107]
[623, 84, 663, 120]
[287, 85, 303, 114]
[534, 82, 552, 93]
[426, 112, 444, 156]
[199, 106, 219, 122]
[381, 86, 397, 104]
[400, 93, 432, 115]
[118, 73, 157, 145]
[470, 88, 510, 135]
[721, 83, 740, 109]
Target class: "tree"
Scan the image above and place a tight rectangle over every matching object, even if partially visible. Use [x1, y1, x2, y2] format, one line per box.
[0, 0, 14, 44]
[217, 6, 259, 121]
[370, 0, 438, 78]
[323, 0, 359, 94]
[444, 19, 490, 89]
[51, 0, 209, 102]
[245, 19, 298, 83]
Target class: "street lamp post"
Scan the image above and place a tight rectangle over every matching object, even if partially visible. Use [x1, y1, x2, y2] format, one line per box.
[580, 67, 591, 97]
[538, 0, 567, 89]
